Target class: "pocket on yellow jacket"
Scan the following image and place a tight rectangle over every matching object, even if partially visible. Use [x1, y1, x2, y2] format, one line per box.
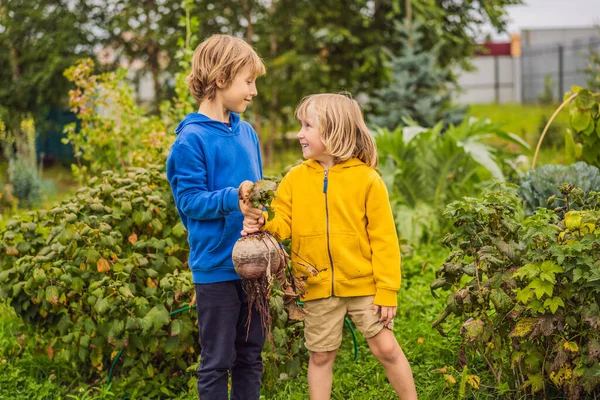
[296, 233, 331, 283]
[330, 233, 373, 281]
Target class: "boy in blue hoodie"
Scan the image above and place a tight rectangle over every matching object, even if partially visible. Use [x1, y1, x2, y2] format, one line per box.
[166, 34, 266, 400]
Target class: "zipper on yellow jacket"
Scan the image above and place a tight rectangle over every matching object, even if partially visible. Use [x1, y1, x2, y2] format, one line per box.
[323, 169, 335, 296]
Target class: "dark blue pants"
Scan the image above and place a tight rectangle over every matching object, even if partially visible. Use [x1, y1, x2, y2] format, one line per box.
[195, 280, 265, 400]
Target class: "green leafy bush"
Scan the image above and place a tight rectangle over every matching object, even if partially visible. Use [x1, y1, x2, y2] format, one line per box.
[0, 166, 198, 396]
[432, 182, 600, 398]
[0, 165, 309, 396]
[520, 161, 600, 215]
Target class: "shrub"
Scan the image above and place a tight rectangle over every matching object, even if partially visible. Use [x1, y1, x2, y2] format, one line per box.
[0, 165, 308, 395]
[0, 166, 198, 396]
[432, 182, 600, 398]
[62, 60, 175, 184]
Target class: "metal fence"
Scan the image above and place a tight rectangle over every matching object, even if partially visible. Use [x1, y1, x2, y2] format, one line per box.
[455, 56, 518, 104]
[521, 38, 600, 103]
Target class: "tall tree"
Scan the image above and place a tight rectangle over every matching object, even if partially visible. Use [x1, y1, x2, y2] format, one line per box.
[103, 0, 184, 110]
[0, 0, 104, 127]
[184, 0, 521, 163]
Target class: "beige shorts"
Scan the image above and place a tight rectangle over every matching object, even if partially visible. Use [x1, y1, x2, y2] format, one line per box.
[303, 295, 393, 352]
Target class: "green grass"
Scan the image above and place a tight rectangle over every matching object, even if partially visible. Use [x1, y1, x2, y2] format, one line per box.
[467, 103, 571, 167]
[261, 245, 502, 400]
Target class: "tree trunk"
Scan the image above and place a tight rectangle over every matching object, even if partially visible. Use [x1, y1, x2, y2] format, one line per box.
[265, 1, 278, 168]
[145, 0, 160, 110]
[241, 0, 253, 42]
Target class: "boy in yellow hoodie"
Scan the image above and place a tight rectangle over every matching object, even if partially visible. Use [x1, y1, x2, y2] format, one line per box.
[242, 93, 418, 399]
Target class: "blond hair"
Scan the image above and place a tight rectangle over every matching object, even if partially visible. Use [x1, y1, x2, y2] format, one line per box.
[295, 93, 378, 168]
[187, 35, 266, 104]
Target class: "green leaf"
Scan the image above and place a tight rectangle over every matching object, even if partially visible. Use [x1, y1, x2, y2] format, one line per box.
[516, 287, 533, 304]
[0, 268, 14, 283]
[540, 261, 563, 274]
[46, 286, 59, 305]
[118, 285, 134, 298]
[564, 129, 582, 164]
[575, 89, 595, 110]
[171, 319, 183, 336]
[513, 263, 539, 280]
[172, 222, 186, 238]
[582, 119, 596, 136]
[33, 268, 47, 283]
[132, 211, 144, 226]
[71, 277, 85, 293]
[571, 85, 584, 93]
[543, 297, 564, 314]
[167, 256, 182, 268]
[571, 109, 591, 132]
[57, 314, 73, 335]
[16, 241, 31, 254]
[94, 297, 110, 314]
[490, 288, 514, 313]
[527, 373, 544, 393]
[529, 279, 554, 299]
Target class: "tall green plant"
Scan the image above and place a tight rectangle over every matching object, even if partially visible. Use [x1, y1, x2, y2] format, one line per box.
[376, 117, 529, 243]
[432, 182, 600, 398]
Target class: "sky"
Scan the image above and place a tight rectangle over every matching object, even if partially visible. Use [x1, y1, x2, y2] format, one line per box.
[487, 0, 600, 40]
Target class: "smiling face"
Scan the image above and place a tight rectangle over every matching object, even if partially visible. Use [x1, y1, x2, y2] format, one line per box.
[218, 65, 258, 114]
[296, 105, 334, 168]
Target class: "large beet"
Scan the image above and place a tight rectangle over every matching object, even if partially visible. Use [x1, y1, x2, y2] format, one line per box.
[232, 232, 281, 279]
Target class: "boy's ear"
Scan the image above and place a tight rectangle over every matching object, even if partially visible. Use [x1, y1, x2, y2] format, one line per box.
[216, 78, 228, 89]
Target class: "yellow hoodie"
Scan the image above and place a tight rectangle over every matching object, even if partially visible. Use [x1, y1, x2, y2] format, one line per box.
[263, 158, 401, 306]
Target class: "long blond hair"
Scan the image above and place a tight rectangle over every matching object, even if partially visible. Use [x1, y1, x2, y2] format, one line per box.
[295, 93, 378, 168]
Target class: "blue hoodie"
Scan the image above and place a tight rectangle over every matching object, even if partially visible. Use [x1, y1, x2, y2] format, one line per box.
[166, 112, 262, 283]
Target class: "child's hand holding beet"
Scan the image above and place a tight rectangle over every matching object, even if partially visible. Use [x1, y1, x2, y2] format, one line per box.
[241, 214, 265, 236]
[238, 180, 263, 220]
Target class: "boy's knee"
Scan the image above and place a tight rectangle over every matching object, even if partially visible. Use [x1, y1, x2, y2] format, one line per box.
[309, 350, 337, 367]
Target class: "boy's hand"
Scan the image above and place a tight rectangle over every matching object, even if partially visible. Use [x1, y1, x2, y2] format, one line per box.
[373, 305, 397, 328]
[241, 215, 265, 236]
[238, 181, 263, 219]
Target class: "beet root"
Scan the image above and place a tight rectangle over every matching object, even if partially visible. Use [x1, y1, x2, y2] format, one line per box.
[232, 232, 281, 279]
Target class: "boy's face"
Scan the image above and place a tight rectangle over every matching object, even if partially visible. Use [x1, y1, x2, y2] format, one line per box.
[218, 66, 258, 114]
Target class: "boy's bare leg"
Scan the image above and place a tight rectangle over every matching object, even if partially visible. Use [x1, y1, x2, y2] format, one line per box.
[366, 328, 418, 399]
[307, 350, 338, 400]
